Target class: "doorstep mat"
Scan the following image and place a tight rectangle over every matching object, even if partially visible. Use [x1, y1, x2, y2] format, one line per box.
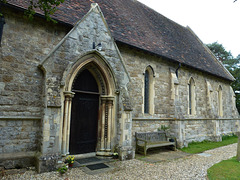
[81, 162, 115, 175]
[76, 157, 101, 164]
[86, 163, 109, 170]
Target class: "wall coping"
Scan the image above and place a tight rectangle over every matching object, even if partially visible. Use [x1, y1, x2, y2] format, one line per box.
[132, 118, 240, 121]
[0, 116, 42, 120]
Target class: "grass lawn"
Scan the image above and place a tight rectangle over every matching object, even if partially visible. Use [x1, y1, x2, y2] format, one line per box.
[207, 156, 240, 180]
[181, 135, 238, 154]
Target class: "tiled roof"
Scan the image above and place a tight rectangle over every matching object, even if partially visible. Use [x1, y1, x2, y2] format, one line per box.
[5, 0, 234, 81]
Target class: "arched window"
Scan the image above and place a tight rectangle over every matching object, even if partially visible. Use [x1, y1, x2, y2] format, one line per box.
[144, 66, 154, 114]
[218, 85, 223, 117]
[144, 70, 150, 113]
[188, 77, 196, 115]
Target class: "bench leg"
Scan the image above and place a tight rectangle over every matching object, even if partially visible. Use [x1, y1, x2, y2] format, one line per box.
[171, 145, 177, 151]
[136, 142, 138, 153]
[144, 147, 147, 156]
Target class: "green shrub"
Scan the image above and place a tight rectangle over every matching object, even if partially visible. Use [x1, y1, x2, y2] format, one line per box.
[222, 133, 238, 141]
[57, 165, 68, 174]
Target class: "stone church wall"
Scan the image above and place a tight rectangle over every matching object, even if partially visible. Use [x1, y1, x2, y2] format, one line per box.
[219, 120, 240, 134]
[132, 118, 240, 148]
[120, 43, 238, 119]
[0, 119, 40, 154]
[119, 44, 176, 119]
[0, 7, 70, 168]
[0, 4, 239, 170]
[118, 44, 240, 147]
[1, 7, 70, 117]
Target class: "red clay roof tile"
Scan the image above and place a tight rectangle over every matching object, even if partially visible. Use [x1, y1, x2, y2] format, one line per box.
[4, 0, 234, 81]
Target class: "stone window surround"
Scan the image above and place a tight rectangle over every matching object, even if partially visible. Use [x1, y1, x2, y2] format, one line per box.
[143, 65, 155, 115]
[188, 77, 196, 115]
[218, 85, 223, 117]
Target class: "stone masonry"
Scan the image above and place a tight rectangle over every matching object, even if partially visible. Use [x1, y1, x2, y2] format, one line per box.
[0, 6, 70, 169]
[0, 3, 239, 173]
[37, 4, 134, 172]
[119, 44, 240, 147]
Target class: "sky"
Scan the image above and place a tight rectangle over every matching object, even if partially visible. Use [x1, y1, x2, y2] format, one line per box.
[138, 0, 240, 57]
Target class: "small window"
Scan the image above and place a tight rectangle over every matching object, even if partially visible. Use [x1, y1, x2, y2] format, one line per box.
[144, 66, 154, 114]
[188, 83, 192, 114]
[144, 70, 150, 113]
[188, 77, 195, 115]
[218, 85, 223, 117]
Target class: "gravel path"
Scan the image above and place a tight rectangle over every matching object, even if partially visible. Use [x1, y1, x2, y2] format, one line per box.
[2, 143, 237, 180]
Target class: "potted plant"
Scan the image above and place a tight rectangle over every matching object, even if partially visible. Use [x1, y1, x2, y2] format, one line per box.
[161, 125, 170, 131]
[113, 152, 119, 159]
[65, 155, 75, 167]
[57, 165, 68, 175]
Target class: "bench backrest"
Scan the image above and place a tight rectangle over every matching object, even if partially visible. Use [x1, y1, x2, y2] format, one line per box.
[135, 131, 167, 142]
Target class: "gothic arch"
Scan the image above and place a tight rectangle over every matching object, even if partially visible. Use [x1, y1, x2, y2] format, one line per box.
[218, 85, 223, 117]
[63, 52, 117, 95]
[61, 52, 117, 156]
[143, 65, 155, 115]
[188, 77, 195, 85]
[188, 77, 196, 115]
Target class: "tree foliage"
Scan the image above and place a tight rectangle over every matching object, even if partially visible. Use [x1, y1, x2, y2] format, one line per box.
[0, 0, 65, 22]
[207, 42, 233, 62]
[207, 42, 240, 113]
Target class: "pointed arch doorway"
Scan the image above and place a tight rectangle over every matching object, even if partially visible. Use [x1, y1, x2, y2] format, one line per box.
[70, 69, 99, 154]
[61, 54, 117, 156]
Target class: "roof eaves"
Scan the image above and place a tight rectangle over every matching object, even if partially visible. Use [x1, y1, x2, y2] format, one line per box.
[116, 39, 234, 82]
[186, 26, 235, 82]
[2, 2, 74, 28]
[4, 1, 235, 82]
[115, 39, 180, 64]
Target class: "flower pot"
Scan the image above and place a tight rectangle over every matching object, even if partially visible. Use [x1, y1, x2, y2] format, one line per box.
[68, 163, 73, 167]
[113, 155, 118, 159]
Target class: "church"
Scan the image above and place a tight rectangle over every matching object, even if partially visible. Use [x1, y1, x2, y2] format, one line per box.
[0, 0, 239, 172]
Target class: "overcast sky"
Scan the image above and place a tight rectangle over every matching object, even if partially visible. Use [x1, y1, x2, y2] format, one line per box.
[138, 0, 240, 57]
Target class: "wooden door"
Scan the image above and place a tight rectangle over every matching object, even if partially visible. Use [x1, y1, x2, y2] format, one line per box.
[70, 69, 99, 154]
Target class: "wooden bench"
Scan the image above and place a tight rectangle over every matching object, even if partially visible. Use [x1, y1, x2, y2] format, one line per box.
[135, 131, 176, 156]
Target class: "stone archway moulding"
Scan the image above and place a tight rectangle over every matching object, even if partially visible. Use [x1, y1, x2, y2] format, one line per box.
[61, 52, 117, 156]
[61, 51, 117, 93]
